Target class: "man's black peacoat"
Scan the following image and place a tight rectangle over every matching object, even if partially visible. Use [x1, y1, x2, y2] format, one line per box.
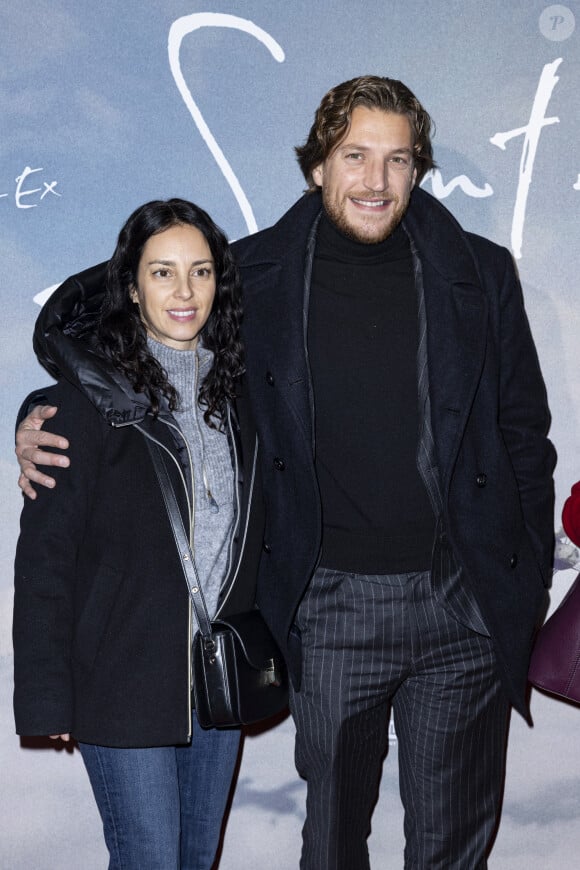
[233, 187, 556, 719]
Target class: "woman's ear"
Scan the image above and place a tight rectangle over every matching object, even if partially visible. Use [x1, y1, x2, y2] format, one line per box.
[129, 285, 139, 305]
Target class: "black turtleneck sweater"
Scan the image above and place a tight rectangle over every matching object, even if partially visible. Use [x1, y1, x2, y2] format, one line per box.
[308, 211, 435, 573]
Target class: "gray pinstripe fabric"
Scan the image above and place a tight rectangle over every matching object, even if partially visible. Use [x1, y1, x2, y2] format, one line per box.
[290, 568, 509, 870]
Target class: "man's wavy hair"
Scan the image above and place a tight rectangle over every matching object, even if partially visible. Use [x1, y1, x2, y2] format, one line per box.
[296, 75, 435, 188]
[98, 198, 243, 428]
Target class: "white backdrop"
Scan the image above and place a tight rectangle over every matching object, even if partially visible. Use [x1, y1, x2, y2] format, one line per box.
[1, 2, 579, 867]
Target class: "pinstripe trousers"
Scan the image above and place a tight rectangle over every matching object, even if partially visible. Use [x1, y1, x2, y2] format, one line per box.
[290, 567, 510, 870]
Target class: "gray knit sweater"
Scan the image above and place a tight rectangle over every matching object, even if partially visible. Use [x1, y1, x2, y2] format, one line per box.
[148, 337, 234, 622]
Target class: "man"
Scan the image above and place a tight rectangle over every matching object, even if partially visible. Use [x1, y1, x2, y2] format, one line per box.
[17, 76, 555, 869]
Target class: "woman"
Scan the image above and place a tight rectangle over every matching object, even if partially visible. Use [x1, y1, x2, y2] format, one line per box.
[13, 199, 262, 869]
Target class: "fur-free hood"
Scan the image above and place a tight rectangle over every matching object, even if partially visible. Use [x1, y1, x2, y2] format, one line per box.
[33, 261, 152, 426]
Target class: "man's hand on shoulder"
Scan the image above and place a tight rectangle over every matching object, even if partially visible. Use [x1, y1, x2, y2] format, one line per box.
[16, 405, 70, 499]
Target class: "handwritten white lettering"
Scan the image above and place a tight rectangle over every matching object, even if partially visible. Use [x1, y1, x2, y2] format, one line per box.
[16, 167, 43, 209]
[1, 166, 61, 209]
[41, 180, 61, 200]
[423, 169, 493, 199]
[168, 13, 285, 235]
[490, 58, 562, 259]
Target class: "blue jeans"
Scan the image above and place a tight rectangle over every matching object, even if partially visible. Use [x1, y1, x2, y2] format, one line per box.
[78, 713, 240, 869]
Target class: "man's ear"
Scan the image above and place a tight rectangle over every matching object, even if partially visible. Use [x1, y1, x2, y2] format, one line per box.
[312, 164, 323, 187]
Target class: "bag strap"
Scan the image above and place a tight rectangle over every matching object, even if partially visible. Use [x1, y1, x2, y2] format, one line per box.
[145, 438, 213, 639]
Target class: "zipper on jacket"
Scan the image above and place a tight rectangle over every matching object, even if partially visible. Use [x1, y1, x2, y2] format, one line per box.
[215, 416, 258, 617]
[220, 405, 242, 591]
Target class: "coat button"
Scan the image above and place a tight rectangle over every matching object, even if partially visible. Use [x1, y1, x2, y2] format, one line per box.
[274, 457, 286, 471]
[476, 473, 487, 487]
[266, 371, 275, 386]
[263, 541, 272, 554]
[509, 553, 518, 568]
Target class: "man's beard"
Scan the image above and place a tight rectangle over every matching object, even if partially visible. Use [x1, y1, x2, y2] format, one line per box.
[322, 192, 409, 244]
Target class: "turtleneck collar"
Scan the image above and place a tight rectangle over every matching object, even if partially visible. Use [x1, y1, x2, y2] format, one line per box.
[146, 336, 214, 378]
[316, 208, 410, 264]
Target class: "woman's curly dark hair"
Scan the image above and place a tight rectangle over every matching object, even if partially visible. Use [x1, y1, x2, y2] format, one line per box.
[97, 199, 244, 428]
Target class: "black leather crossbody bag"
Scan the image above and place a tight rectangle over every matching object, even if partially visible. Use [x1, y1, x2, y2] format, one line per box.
[146, 439, 288, 728]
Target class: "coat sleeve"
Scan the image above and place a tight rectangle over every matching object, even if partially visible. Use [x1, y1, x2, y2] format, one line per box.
[496, 248, 556, 584]
[13, 382, 104, 736]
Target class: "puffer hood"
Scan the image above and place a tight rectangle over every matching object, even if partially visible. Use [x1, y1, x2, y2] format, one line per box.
[33, 261, 152, 426]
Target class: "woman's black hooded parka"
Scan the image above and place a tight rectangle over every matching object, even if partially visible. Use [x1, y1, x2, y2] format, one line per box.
[13, 265, 263, 748]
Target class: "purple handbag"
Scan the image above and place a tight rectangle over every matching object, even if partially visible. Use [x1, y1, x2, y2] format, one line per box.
[528, 573, 580, 703]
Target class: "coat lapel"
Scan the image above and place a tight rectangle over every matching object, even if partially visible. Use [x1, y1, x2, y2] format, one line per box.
[404, 188, 488, 486]
[237, 195, 323, 445]
[422, 265, 487, 483]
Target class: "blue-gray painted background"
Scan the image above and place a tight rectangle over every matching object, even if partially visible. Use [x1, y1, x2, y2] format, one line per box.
[1, 2, 579, 867]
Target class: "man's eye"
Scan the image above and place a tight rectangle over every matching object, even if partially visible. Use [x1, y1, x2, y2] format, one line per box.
[345, 152, 363, 160]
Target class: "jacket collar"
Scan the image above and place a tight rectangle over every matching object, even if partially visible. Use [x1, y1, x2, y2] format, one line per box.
[235, 191, 324, 267]
[403, 186, 482, 284]
[237, 186, 483, 289]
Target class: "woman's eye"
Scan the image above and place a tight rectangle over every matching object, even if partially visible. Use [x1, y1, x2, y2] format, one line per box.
[153, 268, 171, 278]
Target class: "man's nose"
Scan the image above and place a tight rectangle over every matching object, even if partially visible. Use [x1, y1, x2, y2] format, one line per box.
[363, 158, 388, 192]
